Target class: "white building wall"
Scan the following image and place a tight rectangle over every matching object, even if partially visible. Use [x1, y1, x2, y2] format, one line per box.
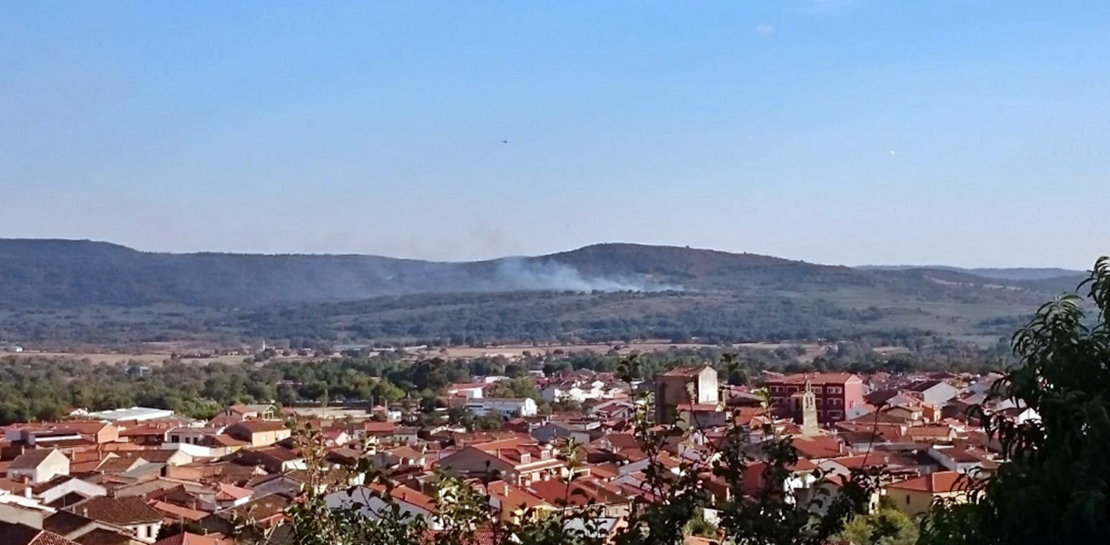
[325, 487, 440, 530]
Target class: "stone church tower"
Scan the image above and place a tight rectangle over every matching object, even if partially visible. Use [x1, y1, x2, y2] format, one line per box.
[799, 379, 819, 437]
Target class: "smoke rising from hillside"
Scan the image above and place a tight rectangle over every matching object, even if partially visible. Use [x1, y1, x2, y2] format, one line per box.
[494, 258, 680, 292]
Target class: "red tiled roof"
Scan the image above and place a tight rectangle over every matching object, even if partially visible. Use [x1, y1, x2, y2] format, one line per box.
[482, 480, 551, 510]
[71, 527, 133, 545]
[67, 496, 163, 525]
[0, 521, 81, 545]
[208, 434, 249, 447]
[589, 463, 620, 480]
[50, 421, 111, 434]
[42, 511, 93, 537]
[10, 449, 63, 470]
[886, 471, 963, 493]
[767, 373, 860, 385]
[790, 435, 844, 460]
[214, 482, 254, 501]
[118, 426, 167, 437]
[363, 422, 397, 434]
[657, 365, 712, 378]
[229, 421, 287, 433]
[527, 477, 627, 507]
[149, 500, 209, 522]
[370, 483, 436, 512]
[153, 533, 225, 545]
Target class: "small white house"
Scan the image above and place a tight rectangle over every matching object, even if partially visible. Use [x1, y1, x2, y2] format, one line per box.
[928, 446, 986, 474]
[9, 449, 70, 484]
[446, 383, 486, 400]
[33, 476, 106, 506]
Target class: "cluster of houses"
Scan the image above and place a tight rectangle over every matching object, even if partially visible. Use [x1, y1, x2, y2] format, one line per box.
[443, 370, 635, 419]
[0, 365, 1027, 545]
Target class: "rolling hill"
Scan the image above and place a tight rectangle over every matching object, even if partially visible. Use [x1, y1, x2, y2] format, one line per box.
[0, 239, 1088, 347]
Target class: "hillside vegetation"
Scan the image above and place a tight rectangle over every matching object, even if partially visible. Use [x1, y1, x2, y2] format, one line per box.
[0, 239, 1085, 347]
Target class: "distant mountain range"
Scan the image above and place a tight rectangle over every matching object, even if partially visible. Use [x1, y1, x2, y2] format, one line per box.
[0, 239, 1090, 346]
[857, 265, 1084, 281]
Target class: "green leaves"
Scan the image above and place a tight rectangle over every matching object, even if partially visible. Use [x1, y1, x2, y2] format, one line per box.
[922, 255, 1110, 545]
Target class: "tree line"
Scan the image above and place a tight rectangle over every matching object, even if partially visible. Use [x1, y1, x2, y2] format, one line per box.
[0, 337, 1008, 425]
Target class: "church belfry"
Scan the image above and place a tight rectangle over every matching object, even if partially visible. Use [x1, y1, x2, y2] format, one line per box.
[799, 379, 819, 437]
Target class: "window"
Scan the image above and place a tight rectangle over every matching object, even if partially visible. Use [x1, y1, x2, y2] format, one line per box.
[788, 387, 798, 394]
[770, 386, 781, 393]
[815, 398, 822, 407]
[813, 386, 823, 394]
[828, 410, 842, 419]
[520, 453, 531, 464]
[829, 398, 841, 407]
[906, 495, 912, 505]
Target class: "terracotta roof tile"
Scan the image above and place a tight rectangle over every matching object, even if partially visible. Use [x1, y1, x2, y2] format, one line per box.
[153, 533, 227, 545]
[72, 528, 134, 545]
[67, 496, 163, 525]
[657, 365, 712, 378]
[10, 449, 63, 470]
[886, 471, 964, 493]
[767, 373, 860, 385]
[150, 500, 209, 522]
[42, 511, 94, 536]
[0, 521, 81, 545]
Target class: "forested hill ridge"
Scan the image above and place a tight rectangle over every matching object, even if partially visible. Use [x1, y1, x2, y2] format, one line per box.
[0, 239, 1083, 308]
[0, 239, 1088, 347]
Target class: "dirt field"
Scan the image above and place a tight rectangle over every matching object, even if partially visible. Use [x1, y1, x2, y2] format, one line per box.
[3, 341, 905, 366]
[1, 351, 251, 366]
[286, 407, 373, 419]
[420, 340, 844, 361]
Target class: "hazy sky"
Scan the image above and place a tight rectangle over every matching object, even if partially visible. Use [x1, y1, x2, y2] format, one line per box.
[2, 1, 1108, 268]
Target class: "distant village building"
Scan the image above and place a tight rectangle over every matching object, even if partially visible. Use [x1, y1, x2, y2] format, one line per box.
[223, 404, 278, 421]
[225, 421, 292, 447]
[464, 398, 538, 418]
[9, 449, 70, 484]
[654, 366, 719, 425]
[884, 471, 966, 516]
[435, 436, 562, 486]
[765, 373, 865, 424]
[445, 382, 486, 400]
[69, 496, 164, 543]
[84, 407, 174, 422]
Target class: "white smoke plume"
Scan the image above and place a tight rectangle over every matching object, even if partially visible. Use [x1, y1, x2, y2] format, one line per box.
[494, 258, 682, 293]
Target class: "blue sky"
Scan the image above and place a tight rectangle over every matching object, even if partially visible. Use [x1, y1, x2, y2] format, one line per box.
[2, 0, 1108, 268]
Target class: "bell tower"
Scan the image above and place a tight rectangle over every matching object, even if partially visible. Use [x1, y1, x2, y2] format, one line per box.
[799, 379, 819, 437]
